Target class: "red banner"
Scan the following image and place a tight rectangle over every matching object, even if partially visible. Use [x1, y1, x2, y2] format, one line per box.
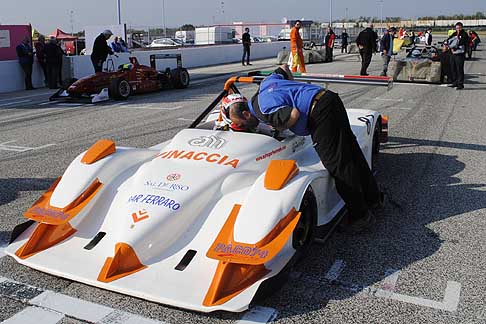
[0, 25, 32, 61]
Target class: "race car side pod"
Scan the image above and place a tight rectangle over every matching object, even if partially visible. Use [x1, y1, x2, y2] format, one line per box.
[248, 71, 393, 90]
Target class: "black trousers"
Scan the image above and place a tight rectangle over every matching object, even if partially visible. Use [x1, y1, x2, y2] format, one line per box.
[38, 61, 48, 84]
[242, 45, 250, 64]
[341, 44, 348, 53]
[20, 63, 34, 90]
[47, 63, 60, 89]
[359, 49, 373, 75]
[450, 54, 465, 87]
[308, 91, 381, 220]
[91, 56, 104, 73]
[325, 46, 333, 62]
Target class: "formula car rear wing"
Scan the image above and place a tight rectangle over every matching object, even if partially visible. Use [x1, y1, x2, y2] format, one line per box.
[150, 53, 183, 70]
[190, 72, 392, 129]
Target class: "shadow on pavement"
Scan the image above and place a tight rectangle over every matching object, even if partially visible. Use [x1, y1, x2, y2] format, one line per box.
[254, 136, 485, 319]
[0, 178, 56, 207]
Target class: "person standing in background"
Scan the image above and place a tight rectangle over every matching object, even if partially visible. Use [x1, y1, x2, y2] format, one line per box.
[241, 28, 251, 66]
[324, 27, 336, 62]
[34, 35, 48, 86]
[379, 27, 396, 76]
[91, 30, 114, 73]
[341, 29, 349, 53]
[447, 22, 468, 90]
[45, 36, 64, 89]
[16, 36, 35, 90]
[289, 20, 306, 73]
[356, 23, 377, 76]
[424, 28, 433, 46]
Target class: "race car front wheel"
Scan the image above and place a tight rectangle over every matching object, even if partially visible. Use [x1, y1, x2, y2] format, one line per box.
[171, 68, 190, 89]
[293, 187, 317, 255]
[110, 78, 131, 100]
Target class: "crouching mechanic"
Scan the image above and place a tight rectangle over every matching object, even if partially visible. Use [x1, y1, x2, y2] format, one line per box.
[224, 64, 384, 232]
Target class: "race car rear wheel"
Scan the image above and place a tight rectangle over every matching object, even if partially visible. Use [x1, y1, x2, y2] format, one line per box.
[171, 68, 190, 89]
[109, 78, 131, 100]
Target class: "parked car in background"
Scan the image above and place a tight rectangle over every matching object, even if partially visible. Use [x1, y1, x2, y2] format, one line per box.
[148, 38, 180, 48]
[261, 36, 279, 42]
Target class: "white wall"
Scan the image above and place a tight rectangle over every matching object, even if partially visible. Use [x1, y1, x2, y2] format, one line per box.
[0, 60, 46, 93]
[0, 42, 289, 94]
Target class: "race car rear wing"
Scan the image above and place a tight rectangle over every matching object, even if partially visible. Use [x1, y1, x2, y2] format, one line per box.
[150, 53, 183, 70]
[190, 72, 392, 129]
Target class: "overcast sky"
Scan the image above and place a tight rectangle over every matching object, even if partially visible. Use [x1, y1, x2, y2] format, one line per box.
[1, 0, 485, 33]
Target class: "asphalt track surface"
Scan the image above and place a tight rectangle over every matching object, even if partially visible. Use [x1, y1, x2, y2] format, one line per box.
[1, 48, 486, 323]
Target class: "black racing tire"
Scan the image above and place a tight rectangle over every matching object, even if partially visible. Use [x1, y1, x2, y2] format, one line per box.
[109, 78, 131, 100]
[292, 187, 317, 259]
[372, 118, 381, 156]
[171, 67, 190, 89]
[251, 187, 317, 304]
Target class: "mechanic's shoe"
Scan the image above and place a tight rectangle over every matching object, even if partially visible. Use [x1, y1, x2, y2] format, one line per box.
[380, 72, 387, 76]
[338, 210, 376, 234]
[247, 63, 252, 65]
[371, 192, 385, 211]
[456, 85, 464, 90]
[447, 83, 457, 87]
[242, 63, 246, 66]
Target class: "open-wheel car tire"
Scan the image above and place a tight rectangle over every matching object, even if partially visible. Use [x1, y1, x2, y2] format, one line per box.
[109, 77, 131, 100]
[171, 67, 190, 89]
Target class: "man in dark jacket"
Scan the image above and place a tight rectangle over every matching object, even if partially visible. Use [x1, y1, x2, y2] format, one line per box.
[341, 29, 349, 53]
[241, 28, 251, 66]
[16, 36, 35, 90]
[34, 35, 48, 85]
[379, 27, 396, 76]
[91, 30, 114, 73]
[225, 64, 384, 233]
[447, 22, 468, 90]
[45, 37, 64, 89]
[324, 27, 336, 62]
[356, 23, 378, 75]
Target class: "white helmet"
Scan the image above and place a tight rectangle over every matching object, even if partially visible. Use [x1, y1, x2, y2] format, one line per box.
[220, 94, 248, 130]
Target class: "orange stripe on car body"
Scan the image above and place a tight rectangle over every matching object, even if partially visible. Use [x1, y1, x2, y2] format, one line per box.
[97, 243, 147, 283]
[15, 222, 77, 259]
[24, 177, 103, 226]
[81, 139, 116, 164]
[203, 204, 301, 306]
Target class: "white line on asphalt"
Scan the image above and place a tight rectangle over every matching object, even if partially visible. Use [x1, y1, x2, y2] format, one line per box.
[374, 280, 461, 312]
[325, 259, 346, 281]
[365, 98, 404, 102]
[236, 306, 278, 324]
[380, 269, 400, 297]
[98, 309, 166, 324]
[1, 306, 64, 324]
[0, 100, 32, 107]
[117, 105, 183, 110]
[0, 142, 56, 153]
[30, 291, 113, 323]
[0, 92, 53, 102]
[38, 102, 53, 106]
[0, 245, 6, 259]
[177, 117, 193, 122]
[0, 277, 166, 324]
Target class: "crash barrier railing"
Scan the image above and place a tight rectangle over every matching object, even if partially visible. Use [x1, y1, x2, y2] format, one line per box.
[189, 72, 392, 129]
[150, 53, 182, 70]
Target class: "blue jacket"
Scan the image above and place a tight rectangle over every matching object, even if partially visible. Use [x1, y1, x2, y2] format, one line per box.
[248, 73, 321, 136]
[16, 43, 34, 64]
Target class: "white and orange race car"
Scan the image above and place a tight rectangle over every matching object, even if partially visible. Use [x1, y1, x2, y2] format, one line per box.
[5, 74, 390, 313]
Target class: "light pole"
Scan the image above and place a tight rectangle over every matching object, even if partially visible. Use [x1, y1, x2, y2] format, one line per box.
[162, 0, 166, 37]
[70, 10, 74, 36]
[378, 0, 384, 34]
[116, 0, 122, 24]
[329, 0, 333, 27]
